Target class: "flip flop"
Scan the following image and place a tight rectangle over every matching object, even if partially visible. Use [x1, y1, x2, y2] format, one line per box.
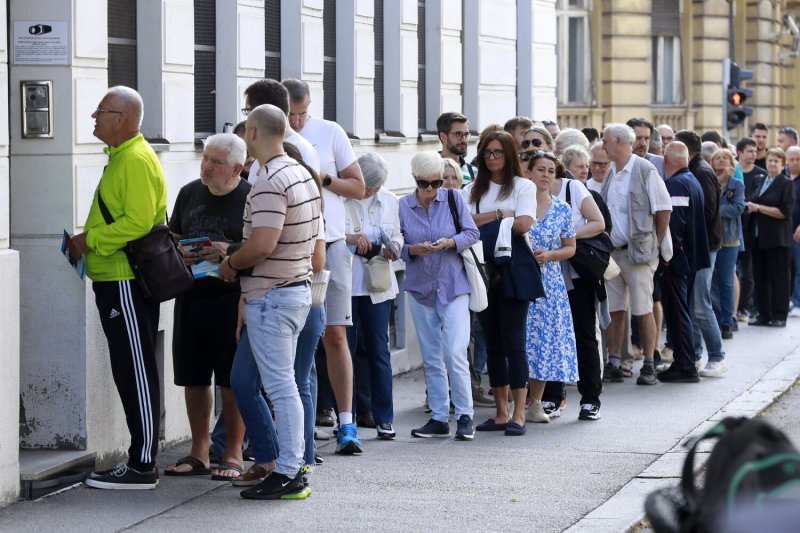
[475, 418, 509, 432]
[211, 461, 244, 481]
[504, 422, 527, 436]
[164, 456, 212, 476]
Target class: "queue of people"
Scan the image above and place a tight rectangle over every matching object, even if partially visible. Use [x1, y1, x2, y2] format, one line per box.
[72, 81, 799, 501]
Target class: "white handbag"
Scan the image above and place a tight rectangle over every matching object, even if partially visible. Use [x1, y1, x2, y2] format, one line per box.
[446, 190, 488, 312]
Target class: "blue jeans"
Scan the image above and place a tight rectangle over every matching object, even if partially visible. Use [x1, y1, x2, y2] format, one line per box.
[791, 240, 800, 309]
[245, 286, 311, 476]
[409, 294, 473, 422]
[472, 315, 488, 379]
[347, 297, 394, 424]
[692, 251, 724, 363]
[712, 246, 738, 327]
[295, 305, 325, 466]
[230, 327, 278, 464]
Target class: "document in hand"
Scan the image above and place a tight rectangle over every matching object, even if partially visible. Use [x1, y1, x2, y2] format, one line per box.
[178, 237, 221, 279]
[61, 229, 86, 280]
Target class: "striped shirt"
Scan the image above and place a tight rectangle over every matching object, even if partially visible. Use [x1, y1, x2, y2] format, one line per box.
[240, 154, 321, 301]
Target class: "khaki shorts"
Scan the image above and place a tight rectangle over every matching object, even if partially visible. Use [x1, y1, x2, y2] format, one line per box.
[606, 249, 658, 316]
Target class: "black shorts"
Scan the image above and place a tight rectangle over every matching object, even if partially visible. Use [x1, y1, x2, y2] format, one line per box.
[653, 265, 663, 303]
[172, 290, 239, 387]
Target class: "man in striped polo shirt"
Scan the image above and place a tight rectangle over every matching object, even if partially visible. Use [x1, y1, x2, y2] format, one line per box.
[220, 104, 321, 500]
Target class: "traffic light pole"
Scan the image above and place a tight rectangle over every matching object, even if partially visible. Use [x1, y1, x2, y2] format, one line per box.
[722, 57, 731, 141]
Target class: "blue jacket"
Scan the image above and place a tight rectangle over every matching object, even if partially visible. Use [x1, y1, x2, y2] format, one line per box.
[665, 167, 710, 274]
[719, 178, 745, 248]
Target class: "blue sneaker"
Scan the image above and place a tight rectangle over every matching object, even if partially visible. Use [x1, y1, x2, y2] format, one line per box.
[335, 423, 364, 455]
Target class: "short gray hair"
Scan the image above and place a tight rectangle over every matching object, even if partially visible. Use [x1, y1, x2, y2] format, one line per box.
[786, 146, 800, 157]
[561, 145, 590, 169]
[107, 85, 144, 127]
[554, 128, 590, 155]
[701, 141, 719, 164]
[204, 133, 247, 166]
[411, 151, 444, 180]
[665, 140, 689, 166]
[603, 123, 636, 145]
[358, 152, 389, 188]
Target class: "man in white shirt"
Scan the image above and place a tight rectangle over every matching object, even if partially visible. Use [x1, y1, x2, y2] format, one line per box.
[600, 123, 672, 386]
[283, 78, 366, 455]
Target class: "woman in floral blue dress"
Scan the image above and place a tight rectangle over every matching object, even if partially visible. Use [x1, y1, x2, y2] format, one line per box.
[523, 152, 577, 423]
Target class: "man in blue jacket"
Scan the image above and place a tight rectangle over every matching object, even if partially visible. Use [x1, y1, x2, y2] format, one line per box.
[658, 142, 710, 383]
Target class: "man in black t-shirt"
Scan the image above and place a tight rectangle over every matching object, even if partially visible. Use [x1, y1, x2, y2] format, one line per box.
[736, 137, 768, 318]
[165, 133, 251, 480]
[750, 123, 769, 170]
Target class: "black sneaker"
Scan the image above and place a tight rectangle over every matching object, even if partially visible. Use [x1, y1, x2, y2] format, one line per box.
[411, 418, 450, 438]
[603, 363, 624, 383]
[356, 412, 377, 429]
[455, 415, 475, 441]
[376, 423, 397, 440]
[657, 365, 700, 383]
[720, 324, 733, 339]
[316, 408, 335, 427]
[85, 462, 158, 490]
[636, 367, 658, 385]
[240, 472, 311, 500]
[541, 399, 565, 418]
[578, 403, 601, 421]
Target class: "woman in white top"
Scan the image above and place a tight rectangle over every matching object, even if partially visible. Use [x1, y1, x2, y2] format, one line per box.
[343, 152, 403, 441]
[462, 131, 537, 436]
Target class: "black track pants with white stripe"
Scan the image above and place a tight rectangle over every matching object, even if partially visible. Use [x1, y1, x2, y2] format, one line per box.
[93, 279, 161, 472]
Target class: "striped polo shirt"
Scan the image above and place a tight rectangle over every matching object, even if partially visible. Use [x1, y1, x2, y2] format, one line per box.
[240, 154, 321, 301]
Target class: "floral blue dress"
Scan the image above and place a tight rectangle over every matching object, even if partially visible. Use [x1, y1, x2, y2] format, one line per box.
[526, 196, 578, 382]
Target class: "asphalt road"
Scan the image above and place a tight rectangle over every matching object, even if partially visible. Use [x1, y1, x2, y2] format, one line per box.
[1, 319, 799, 532]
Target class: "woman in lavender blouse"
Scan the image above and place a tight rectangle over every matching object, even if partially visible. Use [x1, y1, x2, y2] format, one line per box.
[399, 151, 480, 441]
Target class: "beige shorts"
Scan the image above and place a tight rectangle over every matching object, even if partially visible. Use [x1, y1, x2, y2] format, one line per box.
[606, 249, 658, 316]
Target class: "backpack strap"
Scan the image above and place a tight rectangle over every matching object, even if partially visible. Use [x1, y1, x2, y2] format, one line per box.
[680, 418, 749, 497]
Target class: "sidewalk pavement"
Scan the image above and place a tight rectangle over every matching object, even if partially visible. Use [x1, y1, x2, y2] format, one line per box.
[0, 320, 798, 532]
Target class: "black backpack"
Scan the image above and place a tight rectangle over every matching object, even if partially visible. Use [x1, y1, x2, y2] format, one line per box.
[645, 416, 800, 533]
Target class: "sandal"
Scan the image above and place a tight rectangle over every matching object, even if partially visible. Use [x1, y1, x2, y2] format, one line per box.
[232, 463, 270, 486]
[622, 368, 633, 378]
[164, 456, 212, 476]
[210, 461, 244, 481]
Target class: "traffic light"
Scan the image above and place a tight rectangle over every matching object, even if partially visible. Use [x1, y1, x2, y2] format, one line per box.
[726, 62, 754, 129]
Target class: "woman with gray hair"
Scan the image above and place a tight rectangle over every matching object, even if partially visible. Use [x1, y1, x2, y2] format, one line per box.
[343, 152, 403, 440]
[554, 128, 590, 156]
[400, 151, 480, 440]
[561, 145, 591, 183]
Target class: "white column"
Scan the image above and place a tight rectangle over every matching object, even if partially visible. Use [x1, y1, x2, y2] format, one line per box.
[282, 1, 324, 113]
[384, 0, 418, 137]
[530, 0, 558, 121]
[425, 0, 463, 129]
[335, 0, 374, 138]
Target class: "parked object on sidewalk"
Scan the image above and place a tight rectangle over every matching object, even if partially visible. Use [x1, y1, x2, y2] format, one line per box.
[644, 416, 800, 533]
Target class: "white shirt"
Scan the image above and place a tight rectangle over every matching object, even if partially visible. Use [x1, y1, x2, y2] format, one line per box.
[300, 115, 358, 242]
[606, 155, 672, 247]
[586, 178, 603, 194]
[557, 178, 591, 232]
[247, 130, 321, 184]
[462, 176, 537, 220]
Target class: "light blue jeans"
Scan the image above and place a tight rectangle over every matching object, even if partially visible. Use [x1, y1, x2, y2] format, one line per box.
[693, 251, 725, 363]
[246, 285, 311, 476]
[408, 294, 473, 423]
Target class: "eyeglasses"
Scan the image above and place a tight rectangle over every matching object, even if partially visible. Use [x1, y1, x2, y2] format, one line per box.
[241, 108, 252, 116]
[416, 179, 444, 189]
[448, 131, 471, 141]
[521, 139, 543, 149]
[483, 149, 505, 159]
[590, 161, 610, 168]
[95, 107, 123, 115]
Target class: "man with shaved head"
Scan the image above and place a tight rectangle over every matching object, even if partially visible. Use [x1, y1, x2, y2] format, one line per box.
[657, 124, 675, 151]
[219, 104, 321, 500]
[70, 86, 166, 489]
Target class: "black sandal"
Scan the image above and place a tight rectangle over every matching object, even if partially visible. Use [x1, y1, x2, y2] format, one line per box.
[164, 456, 212, 476]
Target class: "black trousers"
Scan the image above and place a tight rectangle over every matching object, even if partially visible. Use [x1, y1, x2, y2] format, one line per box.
[478, 291, 530, 390]
[753, 247, 791, 322]
[661, 265, 696, 373]
[93, 280, 160, 472]
[737, 249, 755, 313]
[542, 278, 602, 407]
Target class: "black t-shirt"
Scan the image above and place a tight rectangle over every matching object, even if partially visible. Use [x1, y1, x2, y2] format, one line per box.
[170, 178, 252, 294]
[742, 166, 768, 238]
[754, 157, 767, 171]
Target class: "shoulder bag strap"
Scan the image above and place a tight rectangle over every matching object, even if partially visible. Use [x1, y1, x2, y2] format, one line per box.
[564, 178, 572, 207]
[446, 189, 463, 234]
[97, 190, 115, 225]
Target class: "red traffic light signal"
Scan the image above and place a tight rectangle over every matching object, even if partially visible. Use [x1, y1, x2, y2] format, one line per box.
[729, 91, 743, 107]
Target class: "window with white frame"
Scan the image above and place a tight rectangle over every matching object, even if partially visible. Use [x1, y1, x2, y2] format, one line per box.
[651, 0, 683, 104]
[555, 0, 590, 105]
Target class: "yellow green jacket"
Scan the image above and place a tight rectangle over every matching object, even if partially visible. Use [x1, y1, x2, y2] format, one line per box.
[84, 134, 167, 281]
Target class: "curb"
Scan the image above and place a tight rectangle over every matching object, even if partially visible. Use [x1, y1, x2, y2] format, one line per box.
[564, 343, 800, 533]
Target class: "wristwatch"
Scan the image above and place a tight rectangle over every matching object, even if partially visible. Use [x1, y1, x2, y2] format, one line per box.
[323, 175, 333, 187]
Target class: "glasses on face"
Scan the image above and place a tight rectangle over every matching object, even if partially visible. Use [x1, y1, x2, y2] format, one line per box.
[448, 131, 471, 141]
[241, 108, 252, 116]
[95, 107, 123, 115]
[591, 161, 610, 168]
[416, 179, 444, 190]
[483, 149, 505, 160]
[521, 138, 543, 149]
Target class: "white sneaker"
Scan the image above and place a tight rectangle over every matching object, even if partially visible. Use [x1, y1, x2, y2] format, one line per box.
[699, 360, 728, 378]
[789, 308, 800, 318]
[525, 400, 550, 423]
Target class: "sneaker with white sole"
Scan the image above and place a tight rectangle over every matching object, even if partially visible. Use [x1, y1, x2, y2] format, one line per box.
[699, 360, 728, 378]
[376, 423, 397, 440]
[525, 400, 550, 423]
[789, 307, 800, 318]
[85, 462, 158, 490]
[455, 415, 475, 440]
[411, 418, 450, 438]
[541, 399, 565, 418]
[578, 403, 601, 421]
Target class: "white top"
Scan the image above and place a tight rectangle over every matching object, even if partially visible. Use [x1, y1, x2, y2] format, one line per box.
[606, 155, 672, 247]
[247, 130, 321, 184]
[586, 178, 603, 193]
[557, 178, 591, 232]
[461, 176, 537, 220]
[300, 115, 358, 242]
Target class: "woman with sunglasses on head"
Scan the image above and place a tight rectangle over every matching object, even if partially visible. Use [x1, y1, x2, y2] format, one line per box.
[520, 127, 555, 164]
[399, 151, 480, 440]
[463, 131, 538, 436]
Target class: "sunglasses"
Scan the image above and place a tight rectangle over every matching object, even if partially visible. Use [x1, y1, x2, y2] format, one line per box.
[521, 139, 543, 149]
[416, 179, 444, 189]
[483, 149, 505, 159]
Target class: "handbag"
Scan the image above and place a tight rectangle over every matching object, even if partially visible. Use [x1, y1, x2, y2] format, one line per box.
[446, 189, 488, 312]
[564, 179, 613, 282]
[97, 192, 194, 303]
[345, 199, 394, 293]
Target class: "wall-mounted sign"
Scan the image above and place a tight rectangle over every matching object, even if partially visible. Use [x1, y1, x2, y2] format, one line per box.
[13, 21, 69, 65]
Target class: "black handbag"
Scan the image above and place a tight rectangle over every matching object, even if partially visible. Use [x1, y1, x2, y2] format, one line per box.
[97, 192, 194, 303]
[564, 179, 613, 282]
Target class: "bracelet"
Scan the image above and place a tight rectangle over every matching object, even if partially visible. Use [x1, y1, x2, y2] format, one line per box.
[496, 209, 502, 220]
[227, 255, 241, 272]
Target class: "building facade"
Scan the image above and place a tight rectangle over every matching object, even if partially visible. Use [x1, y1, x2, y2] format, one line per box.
[556, 0, 800, 142]
[0, 0, 557, 505]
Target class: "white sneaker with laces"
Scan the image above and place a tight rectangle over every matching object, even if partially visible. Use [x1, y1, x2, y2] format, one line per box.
[789, 307, 800, 318]
[699, 360, 728, 378]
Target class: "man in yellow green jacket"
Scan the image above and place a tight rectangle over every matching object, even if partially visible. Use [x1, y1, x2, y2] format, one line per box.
[69, 86, 166, 490]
